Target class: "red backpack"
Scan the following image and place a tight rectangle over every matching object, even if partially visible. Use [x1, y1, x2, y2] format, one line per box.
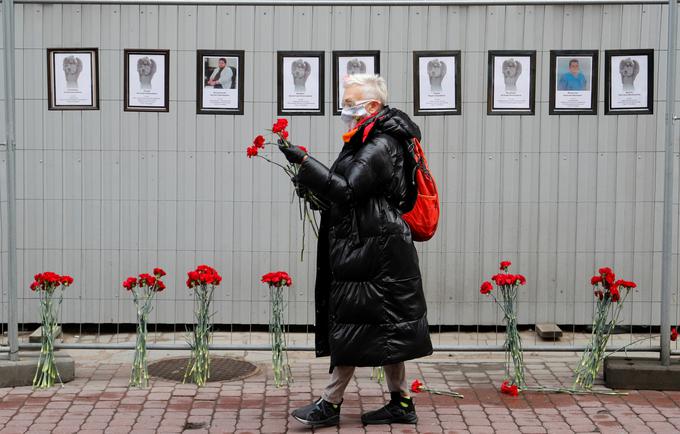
[402, 138, 440, 242]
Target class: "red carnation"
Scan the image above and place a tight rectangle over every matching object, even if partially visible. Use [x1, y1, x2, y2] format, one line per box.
[591, 275, 602, 285]
[153, 267, 166, 278]
[500, 261, 511, 270]
[609, 285, 620, 302]
[247, 146, 258, 158]
[155, 280, 166, 292]
[297, 145, 307, 154]
[410, 379, 424, 393]
[516, 274, 526, 285]
[500, 380, 519, 397]
[280, 130, 289, 140]
[253, 135, 266, 149]
[60, 275, 74, 286]
[480, 281, 493, 295]
[30, 281, 39, 291]
[138, 274, 156, 287]
[594, 289, 604, 300]
[272, 118, 288, 133]
[122, 277, 137, 291]
[672, 327, 678, 342]
[599, 267, 612, 276]
[604, 273, 616, 286]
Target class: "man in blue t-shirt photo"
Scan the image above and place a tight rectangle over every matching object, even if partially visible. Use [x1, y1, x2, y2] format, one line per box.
[558, 58, 587, 91]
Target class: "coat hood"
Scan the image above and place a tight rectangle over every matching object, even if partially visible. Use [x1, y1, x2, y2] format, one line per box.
[372, 107, 422, 141]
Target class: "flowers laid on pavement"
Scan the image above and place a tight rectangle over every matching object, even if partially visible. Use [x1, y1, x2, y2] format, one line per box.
[500, 380, 519, 397]
[123, 268, 166, 388]
[574, 267, 637, 390]
[248, 119, 327, 260]
[480, 260, 527, 391]
[31, 272, 74, 389]
[262, 271, 294, 387]
[184, 265, 222, 386]
[410, 379, 463, 399]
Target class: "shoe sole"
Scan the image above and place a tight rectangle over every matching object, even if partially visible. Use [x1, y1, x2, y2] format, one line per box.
[362, 414, 418, 425]
[292, 414, 340, 427]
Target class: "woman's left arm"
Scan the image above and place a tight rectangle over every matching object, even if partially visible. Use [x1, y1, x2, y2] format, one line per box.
[296, 138, 394, 205]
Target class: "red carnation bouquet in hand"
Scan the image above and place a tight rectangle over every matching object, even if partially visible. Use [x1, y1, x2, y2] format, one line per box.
[248, 119, 326, 259]
[574, 267, 637, 390]
[123, 268, 166, 388]
[184, 265, 222, 386]
[262, 271, 294, 387]
[480, 261, 527, 392]
[30, 272, 74, 389]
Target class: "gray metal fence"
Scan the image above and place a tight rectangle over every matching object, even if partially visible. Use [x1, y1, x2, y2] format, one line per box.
[1, 1, 679, 355]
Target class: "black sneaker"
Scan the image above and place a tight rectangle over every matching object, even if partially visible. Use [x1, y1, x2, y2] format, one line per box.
[361, 392, 418, 425]
[291, 397, 341, 427]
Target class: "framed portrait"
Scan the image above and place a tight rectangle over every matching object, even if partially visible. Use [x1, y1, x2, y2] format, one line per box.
[605, 49, 654, 115]
[332, 51, 380, 115]
[196, 50, 244, 115]
[413, 51, 461, 116]
[487, 50, 536, 115]
[549, 50, 598, 115]
[47, 48, 99, 110]
[277, 51, 324, 116]
[124, 49, 170, 112]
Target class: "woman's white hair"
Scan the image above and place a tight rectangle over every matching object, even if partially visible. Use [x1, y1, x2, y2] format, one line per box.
[343, 74, 388, 105]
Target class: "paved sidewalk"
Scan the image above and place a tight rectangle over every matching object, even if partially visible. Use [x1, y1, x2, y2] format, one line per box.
[2, 350, 680, 433]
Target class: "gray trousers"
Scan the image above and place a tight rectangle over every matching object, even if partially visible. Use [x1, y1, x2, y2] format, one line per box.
[321, 363, 409, 405]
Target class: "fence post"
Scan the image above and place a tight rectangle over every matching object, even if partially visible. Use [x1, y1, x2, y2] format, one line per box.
[661, 0, 678, 366]
[3, 0, 18, 361]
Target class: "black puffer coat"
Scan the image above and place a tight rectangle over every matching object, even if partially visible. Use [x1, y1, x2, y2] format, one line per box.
[296, 107, 433, 371]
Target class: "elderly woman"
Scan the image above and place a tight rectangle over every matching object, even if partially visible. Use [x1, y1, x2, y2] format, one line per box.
[278, 74, 433, 427]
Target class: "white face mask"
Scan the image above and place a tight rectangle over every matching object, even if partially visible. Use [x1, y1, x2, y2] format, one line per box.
[340, 99, 372, 129]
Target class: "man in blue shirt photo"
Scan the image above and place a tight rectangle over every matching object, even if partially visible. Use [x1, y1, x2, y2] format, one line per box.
[558, 59, 587, 91]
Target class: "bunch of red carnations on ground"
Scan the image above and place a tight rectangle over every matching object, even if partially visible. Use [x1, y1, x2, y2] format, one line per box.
[262, 271, 294, 387]
[30, 272, 74, 389]
[184, 265, 222, 386]
[248, 118, 326, 259]
[574, 267, 636, 390]
[122, 268, 167, 388]
[480, 261, 527, 394]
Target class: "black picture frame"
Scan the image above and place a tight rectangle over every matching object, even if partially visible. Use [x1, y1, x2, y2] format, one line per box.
[332, 50, 380, 115]
[47, 48, 99, 111]
[196, 50, 245, 115]
[604, 49, 654, 115]
[124, 49, 170, 112]
[277, 51, 325, 116]
[413, 50, 461, 116]
[487, 50, 536, 116]
[549, 50, 599, 115]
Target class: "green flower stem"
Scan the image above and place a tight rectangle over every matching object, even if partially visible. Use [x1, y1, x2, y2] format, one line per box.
[129, 287, 157, 388]
[522, 385, 628, 396]
[490, 285, 525, 387]
[423, 387, 464, 399]
[574, 289, 632, 390]
[269, 284, 293, 387]
[371, 367, 385, 384]
[33, 288, 64, 390]
[184, 284, 215, 386]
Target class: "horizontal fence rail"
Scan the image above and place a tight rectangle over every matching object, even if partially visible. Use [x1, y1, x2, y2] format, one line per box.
[0, 2, 680, 355]
[4, 0, 680, 5]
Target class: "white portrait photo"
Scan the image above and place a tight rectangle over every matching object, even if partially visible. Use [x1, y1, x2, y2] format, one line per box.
[335, 55, 378, 112]
[48, 49, 98, 110]
[125, 51, 168, 111]
[554, 56, 593, 110]
[609, 54, 649, 110]
[416, 55, 458, 113]
[492, 55, 532, 110]
[279, 53, 324, 115]
[201, 55, 239, 111]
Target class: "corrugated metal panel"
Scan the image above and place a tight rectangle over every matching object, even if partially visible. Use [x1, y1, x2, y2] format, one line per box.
[1, 3, 679, 326]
